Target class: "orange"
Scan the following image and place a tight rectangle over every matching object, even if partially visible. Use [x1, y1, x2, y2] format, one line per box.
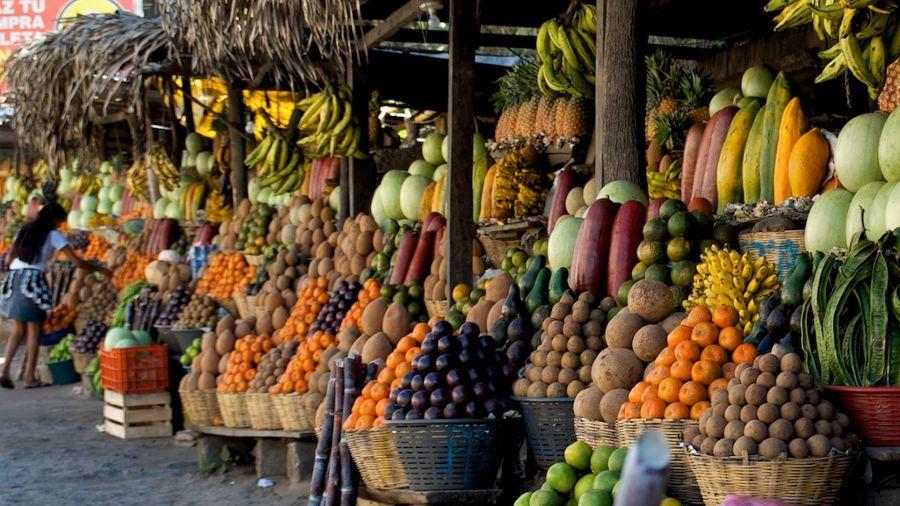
[618, 402, 642, 420]
[370, 382, 389, 401]
[394, 361, 413, 378]
[405, 347, 421, 362]
[356, 415, 375, 429]
[658, 377, 684, 403]
[678, 381, 708, 406]
[690, 401, 711, 420]
[684, 306, 712, 326]
[691, 360, 721, 385]
[377, 368, 396, 385]
[640, 397, 667, 419]
[344, 413, 358, 429]
[360, 398, 376, 416]
[640, 384, 660, 402]
[732, 343, 758, 364]
[361, 383, 373, 399]
[629, 381, 650, 403]
[664, 402, 690, 420]
[375, 398, 390, 417]
[670, 359, 694, 381]
[691, 322, 719, 347]
[647, 364, 669, 385]
[713, 304, 739, 328]
[667, 325, 693, 347]
[674, 340, 701, 362]
[708, 378, 729, 397]
[397, 336, 417, 354]
[655, 346, 676, 367]
[718, 326, 744, 351]
[700, 344, 729, 365]
[721, 361, 738, 379]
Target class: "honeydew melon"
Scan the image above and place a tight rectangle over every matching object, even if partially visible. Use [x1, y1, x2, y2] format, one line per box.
[97, 199, 112, 215]
[104, 327, 134, 351]
[878, 108, 900, 182]
[79, 211, 94, 229]
[67, 211, 82, 229]
[329, 186, 342, 213]
[884, 183, 900, 235]
[408, 160, 435, 179]
[423, 132, 446, 165]
[185, 132, 205, 154]
[380, 170, 409, 220]
[112, 201, 122, 216]
[834, 112, 888, 192]
[805, 189, 853, 253]
[710, 88, 742, 116]
[400, 175, 432, 221]
[549, 215, 584, 272]
[596, 180, 649, 206]
[109, 184, 124, 201]
[741, 65, 775, 98]
[868, 182, 898, 240]
[80, 195, 98, 213]
[153, 198, 169, 220]
[432, 164, 447, 182]
[845, 181, 884, 245]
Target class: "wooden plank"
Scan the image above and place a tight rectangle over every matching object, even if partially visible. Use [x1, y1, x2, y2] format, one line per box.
[192, 424, 315, 440]
[364, 0, 425, 50]
[104, 390, 171, 407]
[445, 0, 478, 298]
[105, 419, 172, 440]
[359, 486, 501, 505]
[227, 81, 248, 202]
[104, 404, 172, 424]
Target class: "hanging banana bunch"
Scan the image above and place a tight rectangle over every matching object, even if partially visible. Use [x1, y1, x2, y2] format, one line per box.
[244, 128, 305, 196]
[767, 0, 900, 99]
[125, 158, 150, 202]
[147, 144, 179, 193]
[536, 1, 597, 98]
[295, 86, 365, 159]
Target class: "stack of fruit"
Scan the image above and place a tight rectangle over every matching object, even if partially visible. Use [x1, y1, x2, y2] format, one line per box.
[180, 338, 202, 366]
[273, 277, 329, 342]
[72, 320, 107, 354]
[296, 87, 364, 159]
[42, 305, 76, 334]
[173, 293, 218, 330]
[217, 333, 274, 393]
[196, 252, 255, 301]
[111, 251, 151, 289]
[481, 146, 550, 221]
[48, 335, 74, 362]
[143, 259, 193, 294]
[237, 204, 274, 255]
[309, 279, 362, 336]
[340, 278, 381, 332]
[536, 2, 597, 98]
[181, 318, 240, 391]
[74, 284, 118, 329]
[248, 341, 301, 393]
[282, 196, 334, 259]
[83, 234, 110, 260]
[155, 284, 192, 327]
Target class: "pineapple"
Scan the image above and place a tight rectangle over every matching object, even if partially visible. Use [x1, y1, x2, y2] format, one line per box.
[680, 72, 713, 123]
[546, 99, 561, 140]
[516, 97, 538, 138]
[491, 55, 542, 141]
[562, 97, 592, 138]
[645, 50, 683, 141]
[878, 58, 900, 113]
[534, 96, 554, 136]
[554, 97, 570, 139]
[496, 105, 517, 141]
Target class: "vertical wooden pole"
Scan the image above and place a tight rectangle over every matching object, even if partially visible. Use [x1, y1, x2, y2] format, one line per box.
[597, 0, 646, 187]
[227, 82, 248, 202]
[594, 0, 606, 183]
[348, 66, 373, 218]
[445, 0, 477, 297]
[141, 81, 160, 202]
[181, 74, 195, 133]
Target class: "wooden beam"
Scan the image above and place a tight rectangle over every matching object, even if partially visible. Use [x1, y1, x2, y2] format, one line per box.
[227, 82, 248, 203]
[364, 0, 425, 49]
[597, 0, 646, 187]
[445, 0, 477, 298]
[348, 66, 373, 217]
[594, 0, 606, 183]
[181, 74, 195, 133]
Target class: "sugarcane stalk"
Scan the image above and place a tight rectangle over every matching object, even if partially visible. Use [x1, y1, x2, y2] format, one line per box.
[309, 365, 337, 506]
[340, 356, 359, 506]
[614, 430, 669, 506]
[324, 359, 344, 505]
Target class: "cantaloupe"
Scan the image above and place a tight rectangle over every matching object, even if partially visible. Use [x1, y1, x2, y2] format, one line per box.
[805, 189, 854, 253]
[845, 181, 885, 245]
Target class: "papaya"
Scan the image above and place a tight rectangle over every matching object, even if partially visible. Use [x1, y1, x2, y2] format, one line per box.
[741, 105, 766, 203]
[716, 100, 761, 213]
[773, 97, 807, 204]
[419, 182, 437, 223]
[758, 72, 793, 203]
[788, 128, 830, 198]
[479, 165, 497, 221]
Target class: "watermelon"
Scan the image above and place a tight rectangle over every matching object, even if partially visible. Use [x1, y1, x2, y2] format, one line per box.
[805, 189, 854, 253]
[834, 112, 888, 192]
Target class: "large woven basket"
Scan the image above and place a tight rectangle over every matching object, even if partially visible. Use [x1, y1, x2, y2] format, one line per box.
[272, 393, 313, 431]
[217, 392, 250, 428]
[824, 385, 900, 446]
[346, 428, 409, 489]
[573, 417, 618, 448]
[617, 418, 701, 505]
[180, 388, 221, 426]
[513, 397, 575, 469]
[245, 392, 282, 430]
[738, 229, 805, 280]
[384, 418, 504, 491]
[476, 220, 547, 268]
[424, 299, 448, 320]
[72, 351, 96, 374]
[686, 448, 857, 506]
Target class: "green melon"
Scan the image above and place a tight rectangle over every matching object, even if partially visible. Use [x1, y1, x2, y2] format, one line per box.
[884, 183, 900, 235]
[400, 175, 432, 221]
[379, 170, 410, 220]
[878, 108, 900, 182]
[596, 180, 649, 206]
[422, 132, 446, 165]
[834, 112, 888, 192]
[867, 182, 898, 240]
[549, 216, 583, 272]
[845, 181, 884, 245]
[185, 132, 205, 154]
[805, 189, 854, 253]
[408, 159, 435, 179]
[709, 88, 742, 116]
[741, 65, 776, 98]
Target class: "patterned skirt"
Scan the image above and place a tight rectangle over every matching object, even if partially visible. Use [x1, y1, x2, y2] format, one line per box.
[0, 269, 52, 323]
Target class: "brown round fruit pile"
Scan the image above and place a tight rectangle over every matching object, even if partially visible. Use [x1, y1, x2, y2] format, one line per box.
[248, 340, 300, 393]
[75, 282, 118, 329]
[513, 292, 608, 400]
[332, 213, 379, 280]
[296, 198, 337, 274]
[686, 351, 858, 459]
[180, 326, 238, 391]
[174, 293, 219, 330]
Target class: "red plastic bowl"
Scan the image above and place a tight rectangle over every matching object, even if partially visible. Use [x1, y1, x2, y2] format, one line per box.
[824, 385, 900, 447]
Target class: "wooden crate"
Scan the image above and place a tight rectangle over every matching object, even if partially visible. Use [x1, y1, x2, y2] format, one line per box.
[103, 390, 173, 439]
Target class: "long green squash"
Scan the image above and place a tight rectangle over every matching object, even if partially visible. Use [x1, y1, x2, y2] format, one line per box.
[758, 72, 793, 203]
[741, 105, 766, 203]
[717, 100, 761, 213]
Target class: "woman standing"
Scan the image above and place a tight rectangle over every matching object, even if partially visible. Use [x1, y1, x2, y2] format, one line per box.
[0, 202, 110, 389]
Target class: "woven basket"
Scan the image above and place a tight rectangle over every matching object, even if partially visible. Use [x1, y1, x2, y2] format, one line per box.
[424, 299, 448, 320]
[233, 292, 251, 320]
[272, 393, 313, 431]
[824, 385, 900, 446]
[72, 351, 96, 374]
[617, 418, 701, 505]
[346, 428, 409, 489]
[512, 397, 575, 469]
[245, 393, 282, 430]
[687, 448, 857, 506]
[244, 254, 265, 266]
[476, 220, 547, 268]
[573, 417, 618, 448]
[218, 297, 238, 316]
[180, 388, 221, 427]
[217, 392, 251, 428]
[385, 418, 504, 491]
[738, 229, 805, 280]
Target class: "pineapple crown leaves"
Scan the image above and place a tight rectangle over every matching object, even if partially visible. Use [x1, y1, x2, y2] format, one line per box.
[652, 108, 691, 152]
[679, 71, 714, 111]
[491, 53, 542, 112]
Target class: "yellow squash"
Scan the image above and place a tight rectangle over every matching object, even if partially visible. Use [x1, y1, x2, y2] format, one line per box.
[479, 164, 497, 221]
[773, 97, 807, 204]
[758, 72, 793, 203]
[716, 100, 761, 214]
[741, 106, 766, 203]
[788, 128, 830, 198]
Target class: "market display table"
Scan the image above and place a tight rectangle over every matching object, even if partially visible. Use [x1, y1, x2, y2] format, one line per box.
[191, 425, 316, 484]
[358, 487, 502, 506]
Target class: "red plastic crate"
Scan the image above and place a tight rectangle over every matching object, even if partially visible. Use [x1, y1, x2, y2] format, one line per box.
[100, 345, 169, 394]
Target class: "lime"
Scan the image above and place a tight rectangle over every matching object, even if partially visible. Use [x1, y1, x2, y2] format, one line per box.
[573, 473, 595, 499]
[545, 462, 578, 494]
[529, 489, 563, 506]
[393, 291, 411, 305]
[660, 498, 682, 506]
[667, 211, 695, 238]
[502, 258, 514, 271]
[659, 199, 687, 220]
[642, 218, 669, 241]
[671, 285, 690, 309]
[517, 264, 527, 277]
[564, 441, 593, 471]
[666, 237, 693, 262]
[180, 354, 191, 366]
[607, 447, 628, 473]
[470, 288, 485, 301]
[578, 490, 612, 506]
[612, 480, 621, 500]
[616, 280, 635, 307]
[567, 498, 577, 506]
[514, 492, 533, 506]
[644, 264, 671, 284]
[637, 241, 666, 264]
[380, 284, 395, 299]
[670, 261, 697, 287]
[590, 446, 616, 474]
[591, 470, 619, 493]
[408, 285, 425, 300]
[446, 311, 465, 330]
[631, 262, 648, 281]
[407, 301, 422, 317]
[691, 209, 714, 229]
[512, 250, 528, 267]
[526, 256, 535, 269]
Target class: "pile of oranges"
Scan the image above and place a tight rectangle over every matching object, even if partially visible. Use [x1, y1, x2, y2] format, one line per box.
[273, 277, 330, 343]
[84, 234, 110, 261]
[217, 333, 274, 393]
[111, 251, 151, 289]
[197, 252, 256, 300]
[42, 305, 76, 333]
[277, 330, 339, 394]
[340, 278, 381, 331]
[619, 305, 759, 421]
[345, 323, 430, 430]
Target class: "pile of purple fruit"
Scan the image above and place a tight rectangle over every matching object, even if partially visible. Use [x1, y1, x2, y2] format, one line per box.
[72, 319, 107, 354]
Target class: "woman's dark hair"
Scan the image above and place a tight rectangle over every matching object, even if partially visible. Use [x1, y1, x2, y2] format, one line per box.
[11, 202, 67, 264]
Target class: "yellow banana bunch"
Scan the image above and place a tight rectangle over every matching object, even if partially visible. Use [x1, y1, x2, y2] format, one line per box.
[245, 129, 305, 197]
[73, 174, 101, 195]
[296, 87, 364, 159]
[147, 144, 179, 192]
[768, 0, 899, 99]
[126, 158, 150, 202]
[204, 189, 232, 223]
[688, 244, 780, 334]
[537, 1, 596, 98]
[647, 159, 681, 199]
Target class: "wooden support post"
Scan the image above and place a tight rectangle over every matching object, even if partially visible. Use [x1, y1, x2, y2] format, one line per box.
[140, 81, 160, 202]
[227, 82, 248, 202]
[596, 0, 646, 187]
[348, 66, 373, 218]
[181, 74, 195, 133]
[445, 0, 478, 296]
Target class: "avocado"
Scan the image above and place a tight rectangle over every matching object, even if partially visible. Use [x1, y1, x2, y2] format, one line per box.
[780, 252, 811, 306]
[502, 285, 522, 319]
[765, 303, 791, 335]
[519, 255, 546, 294]
[667, 211, 695, 238]
[789, 305, 803, 335]
[507, 316, 529, 342]
[491, 316, 509, 345]
[531, 304, 551, 329]
[744, 320, 767, 346]
[549, 267, 570, 305]
[759, 293, 781, 322]
[778, 332, 796, 354]
[526, 268, 551, 314]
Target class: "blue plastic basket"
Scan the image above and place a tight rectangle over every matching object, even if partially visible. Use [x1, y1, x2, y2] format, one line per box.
[47, 359, 79, 385]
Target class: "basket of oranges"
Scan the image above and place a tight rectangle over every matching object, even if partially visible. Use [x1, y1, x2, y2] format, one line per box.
[215, 333, 275, 427]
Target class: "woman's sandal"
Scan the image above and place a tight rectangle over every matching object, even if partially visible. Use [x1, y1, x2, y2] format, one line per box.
[0, 376, 13, 389]
[23, 381, 51, 389]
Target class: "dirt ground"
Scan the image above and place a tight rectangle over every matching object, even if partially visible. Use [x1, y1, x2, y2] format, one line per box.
[0, 353, 308, 505]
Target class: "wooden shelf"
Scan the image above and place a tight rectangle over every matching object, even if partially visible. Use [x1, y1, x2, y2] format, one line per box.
[191, 424, 315, 440]
[359, 486, 502, 506]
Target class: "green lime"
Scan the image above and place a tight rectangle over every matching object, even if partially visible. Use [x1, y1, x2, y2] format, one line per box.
[446, 311, 465, 330]
[545, 462, 577, 494]
[644, 264, 671, 284]
[667, 211, 695, 238]
[470, 288, 486, 301]
[666, 237, 693, 262]
[514, 492, 533, 506]
[670, 261, 697, 286]
[671, 285, 690, 309]
[564, 441, 593, 471]
[637, 240, 666, 264]
[408, 285, 424, 300]
[590, 446, 616, 474]
[578, 489, 612, 506]
[526, 256, 535, 269]
[180, 354, 191, 366]
[407, 301, 422, 316]
[529, 489, 563, 506]
[658, 198, 687, 220]
[612, 480, 621, 500]
[642, 218, 669, 241]
[392, 291, 411, 305]
[573, 473, 595, 500]
[691, 209, 714, 230]
[502, 258, 514, 271]
[631, 262, 648, 281]
[616, 280, 636, 307]
[592, 470, 619, 493]
[512, 250, 528, 267]
[607, 448, 628, 473]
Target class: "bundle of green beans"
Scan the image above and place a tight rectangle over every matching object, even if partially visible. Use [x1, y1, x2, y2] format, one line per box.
[801, 229, 900, 387]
